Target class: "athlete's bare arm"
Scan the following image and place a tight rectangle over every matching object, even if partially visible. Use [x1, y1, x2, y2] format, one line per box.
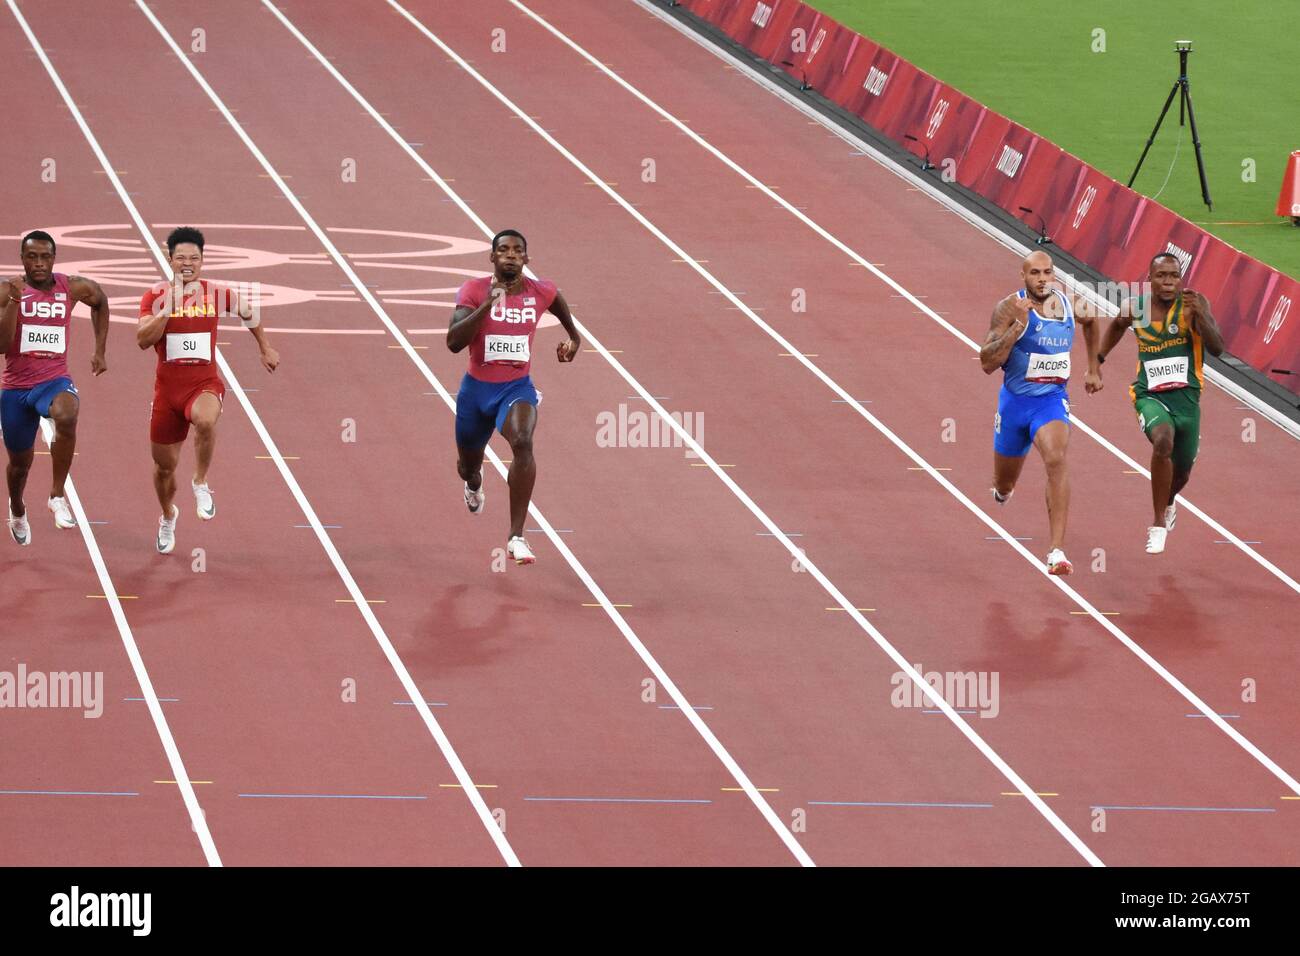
[0, 276, 24, 351]
[69, 275, 109, 376]
[979, 294, 1030, 374]
[1098, 297, 1137, 362]
[137, 278, 179, 350]
[549, 290, 581, 362]
[226, 284, 278, 372]
[246, 324, 279, 372]
[1183, 290, 1225, 357]
[1069, 298, 1104, 394]
[446, 280, 505, 354]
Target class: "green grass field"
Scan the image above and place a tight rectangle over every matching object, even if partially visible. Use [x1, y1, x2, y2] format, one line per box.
[806, 0, 1300, 278]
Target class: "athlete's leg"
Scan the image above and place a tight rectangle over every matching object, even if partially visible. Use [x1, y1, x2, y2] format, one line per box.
[5, 447, 34, 516]
[457, 443, 486, 489]
[152, 441, 183, 517]
[1147, 423, 1176, 527]
[992, 452, 1028, 498]
[1033, 420, 1071, 553]
[46, 390, 79, 499]
[457, 445, 485, 490]
[189, 392, 222, 485]
[501, 401, 537, 540]
[2, 390, 39, 516]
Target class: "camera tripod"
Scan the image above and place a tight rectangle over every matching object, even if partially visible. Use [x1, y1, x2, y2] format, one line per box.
[1128, 41, 1213, 211]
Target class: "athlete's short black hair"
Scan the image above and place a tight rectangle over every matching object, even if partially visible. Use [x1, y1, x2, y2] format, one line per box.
[21, 230, 56, 256]
[167, 226, 206, 257]
[491, 229, 527, 253]
[1150, 251, 1182, 271]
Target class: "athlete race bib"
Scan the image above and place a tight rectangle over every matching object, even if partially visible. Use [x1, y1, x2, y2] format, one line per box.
[483, 334, 530, 365]
[1025, 351, 1070, 383]
[1144, 356, 1189, 391]
[19, 324, 66, 355]
[166, 332, 212, 363]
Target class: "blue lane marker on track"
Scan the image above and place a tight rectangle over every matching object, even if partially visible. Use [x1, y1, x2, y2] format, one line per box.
[523, 796, 712, 804]
[809, 800, 993, 809]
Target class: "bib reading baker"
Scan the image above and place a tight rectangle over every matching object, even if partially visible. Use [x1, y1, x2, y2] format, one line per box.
[3, 273, 74, 390]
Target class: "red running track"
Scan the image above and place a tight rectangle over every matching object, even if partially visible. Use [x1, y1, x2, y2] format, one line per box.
[2, 0, 1297, 865]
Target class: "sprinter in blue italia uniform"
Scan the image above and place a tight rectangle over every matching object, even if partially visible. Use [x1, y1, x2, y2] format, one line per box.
[980, 251, 1103, 575]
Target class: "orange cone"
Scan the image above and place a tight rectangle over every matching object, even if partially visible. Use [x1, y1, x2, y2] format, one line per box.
[1277, 150, 1300, 224]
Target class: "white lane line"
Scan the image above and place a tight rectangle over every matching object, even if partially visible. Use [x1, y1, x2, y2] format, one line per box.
[629, 0, 1300, 586]
[318, 0, 1103, 866]
[40, 0, 518, 868]
[147, 0, 804, 867]
[388, 0, 1300, 803]
[8, 0, 219, 866]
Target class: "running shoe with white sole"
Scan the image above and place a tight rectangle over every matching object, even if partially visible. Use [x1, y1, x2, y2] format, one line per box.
[992, 487, 1013, 506]
[1146, 526, 1168, 554]
[1164, 499, 1177, 531]
[1046, 548, 1073, 575]
[8, 504, 30, 547]
[47, 495, 76, 529]
[157, 505, 179, 554]
[506, 535, 535, 565]
[193, 480, 216, 521]
[464, 478, 485, 515]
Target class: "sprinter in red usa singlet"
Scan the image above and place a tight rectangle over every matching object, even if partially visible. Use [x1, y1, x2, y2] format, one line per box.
[0, 230, 109, 546]
[447, 230, 581, 565]
[138, 227, 279, 554]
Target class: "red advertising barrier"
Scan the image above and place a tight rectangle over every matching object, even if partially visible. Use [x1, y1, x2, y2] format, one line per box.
[672, 0, 1300, 399]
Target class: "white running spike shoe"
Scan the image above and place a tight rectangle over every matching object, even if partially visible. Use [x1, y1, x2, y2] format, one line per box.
[48, 495, 76, 529]
[1046, 548, 1073, 575]
[506, 536, 535, 565]
[157, 505, 179, 554]
[1146, 526, 1168, 554]
[464, 477, 485, 515]
[8, 503, 30, 546]
[1164, 499, 1177, 531]
[193, 481, 216, 521]
[992, 487, 1013, 506]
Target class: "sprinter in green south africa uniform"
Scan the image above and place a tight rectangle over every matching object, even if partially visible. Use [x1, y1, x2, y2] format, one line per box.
[1099, 253, 1225, 554]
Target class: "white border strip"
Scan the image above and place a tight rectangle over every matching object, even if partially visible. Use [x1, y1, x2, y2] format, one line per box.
[385, 0, 1300, 804]
[9, 0, 220, 866]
